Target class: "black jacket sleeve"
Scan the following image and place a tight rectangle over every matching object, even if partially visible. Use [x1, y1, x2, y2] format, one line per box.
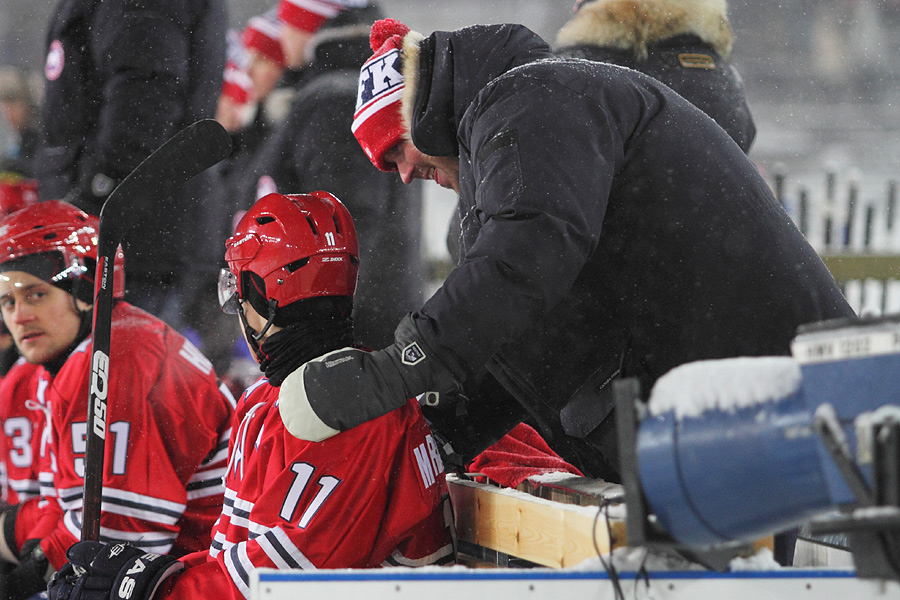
[415, 71, 653, 377]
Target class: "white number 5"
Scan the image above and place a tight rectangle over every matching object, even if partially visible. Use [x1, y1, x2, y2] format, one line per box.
[72, 421, 130, 478]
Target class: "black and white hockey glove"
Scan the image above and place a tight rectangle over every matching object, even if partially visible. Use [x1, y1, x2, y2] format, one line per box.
[279, 313, 464, 441]
[47, 542, 183, 600]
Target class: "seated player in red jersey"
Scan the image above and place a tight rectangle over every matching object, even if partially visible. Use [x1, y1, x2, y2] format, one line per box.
[0, 201, 235, 600]
[46, 191, 454, 600]
[0, 357, 43, 507]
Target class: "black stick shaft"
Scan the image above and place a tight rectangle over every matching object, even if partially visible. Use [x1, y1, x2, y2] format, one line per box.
[82, 120, 231, 541]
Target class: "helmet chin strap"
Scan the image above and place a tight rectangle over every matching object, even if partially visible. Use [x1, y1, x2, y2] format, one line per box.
[238, 297, 279, 360]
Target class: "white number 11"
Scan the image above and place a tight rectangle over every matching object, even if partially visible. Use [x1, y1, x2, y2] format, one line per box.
[279, 462, 341, 528]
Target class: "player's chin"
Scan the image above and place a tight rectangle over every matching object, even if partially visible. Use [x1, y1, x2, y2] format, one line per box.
[18, 340, 54, 364]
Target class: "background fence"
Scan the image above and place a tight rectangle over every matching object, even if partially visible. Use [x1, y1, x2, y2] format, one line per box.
[774, 168, 900, 316]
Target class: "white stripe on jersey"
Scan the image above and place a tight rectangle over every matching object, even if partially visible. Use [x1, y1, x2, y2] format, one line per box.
[258, 527, 316, 570]
[382, 543, 455, 567]
[63, 510, 176, 553]
[217, 527, 317, 598]
[187, 428, 231, 500]
[39, 471, 55, 499]
[187, 465, 227, 500]
[57, 485, 186, 525]
[224, 543, 252, 598]
[209, 529, 228, 558]
[190, 465, 227, 484]
[102, 487, 186, 524]
[221, 488, 268, 536]
[202, 428, 232, 466]
[8, 478, 40, 499]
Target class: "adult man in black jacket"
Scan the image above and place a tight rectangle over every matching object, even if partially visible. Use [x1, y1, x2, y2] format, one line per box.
[276, 20, 854, 482]
[34, 0, 227, 312]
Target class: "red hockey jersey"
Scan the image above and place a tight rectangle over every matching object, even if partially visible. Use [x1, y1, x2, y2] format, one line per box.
[0, 359, 45, 505]
[18, 302, 235, 569]
[162, 377, 454, 599]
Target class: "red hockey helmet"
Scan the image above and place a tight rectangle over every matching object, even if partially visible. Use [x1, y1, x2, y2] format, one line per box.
[221, 191, 359, 316]
[0, 200, 126, 300]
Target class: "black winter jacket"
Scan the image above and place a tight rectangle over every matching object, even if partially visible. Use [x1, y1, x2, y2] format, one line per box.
[36, 0, 226, 276]
[556, 35, 756, 153]
[407, 25, 852, 475]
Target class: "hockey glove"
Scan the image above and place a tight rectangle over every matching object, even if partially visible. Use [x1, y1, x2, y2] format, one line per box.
[2, 540, 53, 600]
[280, 313, 464, 441]
[47, 542, 183, 600]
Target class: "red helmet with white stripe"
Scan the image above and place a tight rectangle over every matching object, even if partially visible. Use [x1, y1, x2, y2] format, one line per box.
[0, 200, 125, 300]
[222, 191, 359, 315]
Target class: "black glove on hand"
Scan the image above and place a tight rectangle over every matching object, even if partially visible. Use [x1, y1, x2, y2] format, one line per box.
[279, 313, 464, 441]
[2, 540, 51, 600]
[47, 542, 183, 600]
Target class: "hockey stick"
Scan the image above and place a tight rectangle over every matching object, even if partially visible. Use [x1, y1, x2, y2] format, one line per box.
[82, 119, 232, 542]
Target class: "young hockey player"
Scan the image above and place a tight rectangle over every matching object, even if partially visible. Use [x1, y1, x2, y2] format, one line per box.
[0, 201, 235, 600]
[45, 191, 453, 600]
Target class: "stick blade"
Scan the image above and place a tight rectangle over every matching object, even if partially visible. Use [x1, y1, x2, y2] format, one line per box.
[98, 119, 232, 236]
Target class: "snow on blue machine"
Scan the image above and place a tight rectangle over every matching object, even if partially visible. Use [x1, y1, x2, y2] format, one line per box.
[625, 315, 900, 576]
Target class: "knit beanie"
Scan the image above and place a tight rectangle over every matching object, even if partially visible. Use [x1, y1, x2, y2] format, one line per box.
[221, 59, 254, 106]
[243, 11, 286, 67]
[351, 18, 416, 172]
[278, 0, 369, 34]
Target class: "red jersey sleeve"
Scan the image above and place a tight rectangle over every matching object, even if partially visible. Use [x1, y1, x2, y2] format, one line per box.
[37, 303, 234, 568]
[0, 360, 46, 505]
[161, 382, 452, 599]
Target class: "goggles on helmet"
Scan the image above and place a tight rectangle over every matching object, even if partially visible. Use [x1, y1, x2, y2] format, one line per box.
[217, 268, 240, 314]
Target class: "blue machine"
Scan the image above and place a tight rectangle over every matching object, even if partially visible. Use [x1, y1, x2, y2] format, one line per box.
[621, 316, 900, 575]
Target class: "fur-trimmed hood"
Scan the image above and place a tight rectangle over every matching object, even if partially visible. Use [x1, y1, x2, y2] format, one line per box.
[400, 24, 552, 157]
[555, 0, 733, 58]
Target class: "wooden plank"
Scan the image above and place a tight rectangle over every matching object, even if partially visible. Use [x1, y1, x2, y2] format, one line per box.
[448, 475, 773, 569]
[447, 475, 626, 568]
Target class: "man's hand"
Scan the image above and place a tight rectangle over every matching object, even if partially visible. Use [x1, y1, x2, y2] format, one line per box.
[47, 542, 183, 600]
[279, 314, 463, 441]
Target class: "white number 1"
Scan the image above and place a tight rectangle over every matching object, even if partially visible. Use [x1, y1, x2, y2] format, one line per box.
[279, 462, 340, 528]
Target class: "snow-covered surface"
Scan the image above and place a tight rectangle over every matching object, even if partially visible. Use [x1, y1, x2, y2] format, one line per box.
[572, 546, 707, 572]
[647, 357, 801, 419]
[570, 545, 781, 573]
[728, 547, 782, 571]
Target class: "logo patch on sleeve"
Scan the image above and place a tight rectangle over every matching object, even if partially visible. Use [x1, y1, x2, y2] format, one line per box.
[678, 53, 716, 70]
[401, 342, 426, 365]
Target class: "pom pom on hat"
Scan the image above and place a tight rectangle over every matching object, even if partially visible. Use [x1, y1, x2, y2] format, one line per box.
[369, 18, 409, 51]
[352, 18, 413, 172]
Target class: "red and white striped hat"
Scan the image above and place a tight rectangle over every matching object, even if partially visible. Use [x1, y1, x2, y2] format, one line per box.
[351, 18, 412, 172]
[243, 10, 286, 66]
[278, 0, 369, 33]
[221, 59, 254, 105]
